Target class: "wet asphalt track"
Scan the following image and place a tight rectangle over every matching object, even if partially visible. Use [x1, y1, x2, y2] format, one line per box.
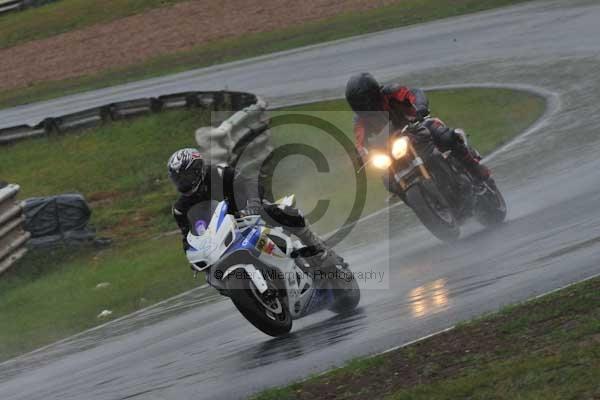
[2, 0, 600, 398]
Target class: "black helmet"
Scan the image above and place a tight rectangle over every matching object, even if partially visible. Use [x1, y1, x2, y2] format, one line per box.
[167, 148, 206, 195]
[345, 72, 383, 114]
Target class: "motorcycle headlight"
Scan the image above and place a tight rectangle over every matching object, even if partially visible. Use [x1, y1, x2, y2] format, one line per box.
[371, 153, 392, 169]
[391, 137, 409, 160]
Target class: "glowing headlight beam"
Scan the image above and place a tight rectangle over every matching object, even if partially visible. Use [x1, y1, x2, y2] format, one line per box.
[371, 154, 392, 169]
[391, 137, 409, 160]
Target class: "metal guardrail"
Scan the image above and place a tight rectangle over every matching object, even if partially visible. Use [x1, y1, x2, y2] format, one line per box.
[0, 0, 59, 15]
[0, 0, 21, 14]
[0, 91, 259, 145]
[0, 90, 265, 274]
[0, 184, 30, 275]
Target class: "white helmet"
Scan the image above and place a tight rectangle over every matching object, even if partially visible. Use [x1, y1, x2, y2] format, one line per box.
[167, 148, 206, 195]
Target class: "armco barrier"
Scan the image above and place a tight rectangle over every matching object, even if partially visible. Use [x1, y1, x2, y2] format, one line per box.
[0, 91, 259, 145]
[0, 184, 30, 275]
[0, 0, 20, 14]
[0, 0, 59, 15]
[0, 90, 268, 272]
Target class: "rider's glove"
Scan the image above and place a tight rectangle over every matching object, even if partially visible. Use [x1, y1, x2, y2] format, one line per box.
[415, 107, 430, 122]
[241, 199, 263, 217]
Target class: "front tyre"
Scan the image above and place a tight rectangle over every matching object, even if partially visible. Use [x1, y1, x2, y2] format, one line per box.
[227, 273, 292, 337]
[406, 181, 460, 242]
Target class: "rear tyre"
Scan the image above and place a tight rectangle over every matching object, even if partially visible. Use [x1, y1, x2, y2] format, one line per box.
[329, 270, 361, 314]
[227, 273, 292, 337]
[475, 179, 507, 227]
[406, 181, 460, 242]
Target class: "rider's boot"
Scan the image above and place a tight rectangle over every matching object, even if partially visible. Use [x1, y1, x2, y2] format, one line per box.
[293, 226, 348, 271]
[452, 139, 492, 184]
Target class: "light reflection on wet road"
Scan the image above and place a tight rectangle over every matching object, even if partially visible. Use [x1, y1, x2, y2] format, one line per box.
[408, 279, 449, 318]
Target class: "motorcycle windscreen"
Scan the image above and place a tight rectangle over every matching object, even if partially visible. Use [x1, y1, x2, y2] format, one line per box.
[187, 200, 220, 235]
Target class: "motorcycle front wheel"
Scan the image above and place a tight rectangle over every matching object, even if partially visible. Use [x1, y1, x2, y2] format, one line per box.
[406, 181, 460, 242]
[227, 272, 292, 337]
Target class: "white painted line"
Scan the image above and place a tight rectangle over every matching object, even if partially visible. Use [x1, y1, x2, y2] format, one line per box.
[378, 326, 457, 355]
[530, 271, 600, 301]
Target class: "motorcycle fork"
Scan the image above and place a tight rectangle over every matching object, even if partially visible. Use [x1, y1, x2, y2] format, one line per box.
[397, 142, 432, 191]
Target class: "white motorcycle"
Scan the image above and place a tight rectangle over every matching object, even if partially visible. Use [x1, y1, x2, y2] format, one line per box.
[185, 196, 361, 336]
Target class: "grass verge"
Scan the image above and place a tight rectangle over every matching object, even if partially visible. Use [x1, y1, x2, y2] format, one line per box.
[0, 236, 193, 360]
[252, 276, 600, 400]
[0, 88, 545, 361]
[0, 0, 542, 109]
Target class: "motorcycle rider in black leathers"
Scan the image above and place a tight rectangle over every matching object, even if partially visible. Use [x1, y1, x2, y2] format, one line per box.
[167, 148, 346, 271]
[345, 73, 491, 193]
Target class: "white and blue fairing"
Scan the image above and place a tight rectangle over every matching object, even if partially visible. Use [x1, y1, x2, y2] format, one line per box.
[185, 198, 335, 318]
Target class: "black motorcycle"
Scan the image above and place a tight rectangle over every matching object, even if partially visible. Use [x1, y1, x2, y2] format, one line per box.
[366, 120, 507, 241]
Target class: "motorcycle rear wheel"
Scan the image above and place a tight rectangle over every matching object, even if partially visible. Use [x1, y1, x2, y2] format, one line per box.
[227, 273, 292, 337]
[475, 179, 507, 227]
[406, 181, 460, 242]
[328, 269, 361, 314]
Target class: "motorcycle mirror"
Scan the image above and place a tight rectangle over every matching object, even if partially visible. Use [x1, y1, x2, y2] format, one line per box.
[356, 163, 368, 175]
